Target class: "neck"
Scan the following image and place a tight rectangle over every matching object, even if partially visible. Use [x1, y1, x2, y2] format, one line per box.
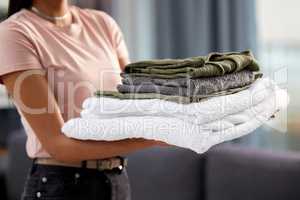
[32, 0, 69, 17]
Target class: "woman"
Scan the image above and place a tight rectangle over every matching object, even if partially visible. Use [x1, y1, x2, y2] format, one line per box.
[0, 0, 165, 199]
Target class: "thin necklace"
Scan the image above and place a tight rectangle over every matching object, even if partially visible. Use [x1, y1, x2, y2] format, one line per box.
[31, 6, 70, 22]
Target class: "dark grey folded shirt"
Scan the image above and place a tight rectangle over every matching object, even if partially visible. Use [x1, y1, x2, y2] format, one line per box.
[119, 70, 262, 96]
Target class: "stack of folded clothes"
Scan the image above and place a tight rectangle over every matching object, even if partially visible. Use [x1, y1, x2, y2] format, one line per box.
[116, 50, 262, 103]
[62, 50, 289, 153]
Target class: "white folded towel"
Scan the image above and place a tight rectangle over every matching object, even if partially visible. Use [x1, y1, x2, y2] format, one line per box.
[62, 87, 288, 153]
[81, 78, 276, 125]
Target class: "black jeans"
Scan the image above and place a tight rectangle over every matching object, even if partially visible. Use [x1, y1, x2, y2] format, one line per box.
[21, 163, 131, 200]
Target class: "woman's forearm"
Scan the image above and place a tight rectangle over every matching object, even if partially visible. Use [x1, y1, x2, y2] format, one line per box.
[52, 135, 157, 163]
[3, 71, 162, 163]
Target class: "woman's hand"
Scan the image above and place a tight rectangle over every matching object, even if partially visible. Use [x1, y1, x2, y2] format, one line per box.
[149, 140, 171, 147]
[133, 139, 170, 147]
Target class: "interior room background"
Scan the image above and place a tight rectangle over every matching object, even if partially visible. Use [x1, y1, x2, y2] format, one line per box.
[0, 0, 299, 149]
[0, 1, 299, 200]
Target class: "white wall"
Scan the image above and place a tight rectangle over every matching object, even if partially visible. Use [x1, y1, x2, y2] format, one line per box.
[257, 0, 300, 45]
[0, 0, 8, 9]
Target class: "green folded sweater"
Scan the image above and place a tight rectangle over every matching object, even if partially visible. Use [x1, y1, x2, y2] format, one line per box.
[124, 50, 260, 78]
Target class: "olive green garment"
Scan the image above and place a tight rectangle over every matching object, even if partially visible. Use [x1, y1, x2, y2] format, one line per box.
[124, 50, 260, 78]
[94, 84, 252, 104]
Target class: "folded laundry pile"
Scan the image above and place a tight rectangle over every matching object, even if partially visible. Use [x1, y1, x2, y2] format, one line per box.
[117, 50, 262, 101]
[62, 50, 289, 153]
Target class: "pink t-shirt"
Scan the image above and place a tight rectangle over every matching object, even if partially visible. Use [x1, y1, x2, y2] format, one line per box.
[0, 6, 130, 158]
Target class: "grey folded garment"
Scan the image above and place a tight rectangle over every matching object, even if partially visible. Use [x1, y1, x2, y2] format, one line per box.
[119, 71, 262, 96]
[95, 85, 252, 104]
[124, 50, 260, 78]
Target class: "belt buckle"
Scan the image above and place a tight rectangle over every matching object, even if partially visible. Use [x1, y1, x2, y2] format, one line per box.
[96, 159, 114, 171]
[96, 157, 127, 171]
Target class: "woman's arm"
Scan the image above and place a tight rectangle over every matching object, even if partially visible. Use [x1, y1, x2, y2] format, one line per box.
[118, 57, 128, 72]
[2, 70, 160, 163]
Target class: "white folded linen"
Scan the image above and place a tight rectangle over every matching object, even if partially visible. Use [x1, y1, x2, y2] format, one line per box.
[81, 78, 276, 125]
[79, 87, 275, 132]
[62, 88, 288, 153]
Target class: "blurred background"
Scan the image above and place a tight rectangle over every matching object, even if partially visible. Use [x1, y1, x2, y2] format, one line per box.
[0, 0, 299, 200]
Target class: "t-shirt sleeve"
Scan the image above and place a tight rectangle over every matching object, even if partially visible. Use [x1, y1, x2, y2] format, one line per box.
[0, 24, 43, 84]
[100, 12, 130, 65]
